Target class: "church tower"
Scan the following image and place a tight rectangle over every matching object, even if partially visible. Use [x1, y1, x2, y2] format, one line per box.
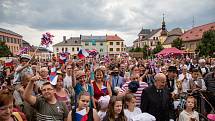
[160, 13, 168, 44]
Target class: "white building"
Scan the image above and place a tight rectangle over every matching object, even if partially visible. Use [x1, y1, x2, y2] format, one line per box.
[53, 36, 82, 56]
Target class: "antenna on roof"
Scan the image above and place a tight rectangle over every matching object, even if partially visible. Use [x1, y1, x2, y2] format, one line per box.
[192, 16, 195, 28]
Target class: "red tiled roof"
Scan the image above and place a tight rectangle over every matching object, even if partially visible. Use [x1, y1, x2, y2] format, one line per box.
[106, 35, 123, 41]
[180, 22, 215, 42]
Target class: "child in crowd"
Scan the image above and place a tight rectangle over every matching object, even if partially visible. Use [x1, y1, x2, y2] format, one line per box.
[103, 96, 127, 121]
[124, 93, 142, 121]
[67, 91, 100, 121]
[179, 96, 199, 121]
[97, 95, 110, 120]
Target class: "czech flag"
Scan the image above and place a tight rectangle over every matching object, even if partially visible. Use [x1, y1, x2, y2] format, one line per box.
[101, 85, 107, 94]
[59, 52, 68, 64]
[78, 49, 89, 59]
[75, 108, 88, 121]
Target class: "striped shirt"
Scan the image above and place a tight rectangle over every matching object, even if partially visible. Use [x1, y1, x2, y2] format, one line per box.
[120, 81, 148, 107]
[33, 97, 68, 121]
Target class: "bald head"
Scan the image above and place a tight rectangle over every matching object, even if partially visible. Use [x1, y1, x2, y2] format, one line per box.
[154, 73, 167, 89]
[154, 73, 166, 82]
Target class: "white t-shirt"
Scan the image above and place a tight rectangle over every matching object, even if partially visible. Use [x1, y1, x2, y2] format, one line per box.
[63, 74, 73, 88]
[98, 111, 106, 121]
[179, 110, 199, 121]
[124, 107, 142, 121]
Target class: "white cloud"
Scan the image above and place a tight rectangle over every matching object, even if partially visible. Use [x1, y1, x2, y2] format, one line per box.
[0, 0, 214, 48]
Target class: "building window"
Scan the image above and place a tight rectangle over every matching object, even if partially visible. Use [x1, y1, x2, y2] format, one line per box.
[0, 36, 2, 42]
[7, 37, 9, 43]
[100, 42, 103, 46]
[65, 48, 68, 52]
[92, 42, 96, 46]
[109, 48, 113, 51]
[153, 37, 155, 40]
[121, 48, 124, 51]
[56, 48, 59, 52]
[3, 36, 6, 42]
[100, 49, 103, 52]
[14, 38, 17, 44]
[116, 48, 120, 51]
[110, 42, 113, 45]
[150, 41, 153, 46]
[62, 48, 64, 52]
[85, 42, 89, 46]
[121, 42, 123, 47]
[116, 42, 120, 45]
[156, 37, 158, 40]
[77, 47, 79, 51]
[72, 47, 74, 51]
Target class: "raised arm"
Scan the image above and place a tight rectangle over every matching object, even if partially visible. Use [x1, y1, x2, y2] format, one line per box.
[23, 75, 40, 105]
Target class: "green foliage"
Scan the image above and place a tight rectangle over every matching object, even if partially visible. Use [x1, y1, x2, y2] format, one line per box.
[172, 38, 183, 50]
[0, 42, 12, 57]
[133, 47, 142, 52]
[152, 41, 164, 54]
[197, 30, 215, 57]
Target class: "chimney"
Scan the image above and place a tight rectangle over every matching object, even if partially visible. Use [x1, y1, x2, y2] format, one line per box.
[63, 36, 66, 41]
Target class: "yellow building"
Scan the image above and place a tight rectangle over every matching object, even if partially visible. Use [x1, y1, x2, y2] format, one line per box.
[0, 28, 22, 54]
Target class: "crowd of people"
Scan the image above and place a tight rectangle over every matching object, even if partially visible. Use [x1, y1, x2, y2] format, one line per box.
[0, 53, 215, 121]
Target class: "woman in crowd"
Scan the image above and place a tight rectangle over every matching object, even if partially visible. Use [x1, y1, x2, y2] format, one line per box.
[92, 68, 112, 108]
[52, 72, 71, 111]
[103, 96, 127, 121]
[74, 71, 95, 108]
[0, 90, 26, 121]
[67, 91, 100, 121]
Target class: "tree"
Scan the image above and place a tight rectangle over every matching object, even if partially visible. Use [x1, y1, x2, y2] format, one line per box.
[152, 41, 164, 54]
[197, 30, 215, 57]
[0, 42, 12, 57]
[172, 38, 183, 50]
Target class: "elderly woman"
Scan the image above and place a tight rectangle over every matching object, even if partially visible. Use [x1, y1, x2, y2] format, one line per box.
[74, 70, 95, 108]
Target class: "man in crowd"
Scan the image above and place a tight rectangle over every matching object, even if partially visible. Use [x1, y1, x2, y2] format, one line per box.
[23, 75, 68, 121]
[204, 66, 215, 114]
[140, 73, 175, 121]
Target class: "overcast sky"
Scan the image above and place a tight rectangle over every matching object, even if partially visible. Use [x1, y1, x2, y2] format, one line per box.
[0, 0, 215, 49]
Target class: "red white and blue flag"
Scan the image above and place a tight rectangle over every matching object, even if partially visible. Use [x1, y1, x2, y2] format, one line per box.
[75, 108, 88, 121]
[101, 85, 107, 94]
[59, 52, 69, 64]
[50, 67, 57, 82]
[78, 49, 89, 59]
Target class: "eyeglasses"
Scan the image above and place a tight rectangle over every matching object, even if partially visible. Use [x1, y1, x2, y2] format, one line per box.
[41, 88, 53, 92]
[132, 77, 139, 80]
